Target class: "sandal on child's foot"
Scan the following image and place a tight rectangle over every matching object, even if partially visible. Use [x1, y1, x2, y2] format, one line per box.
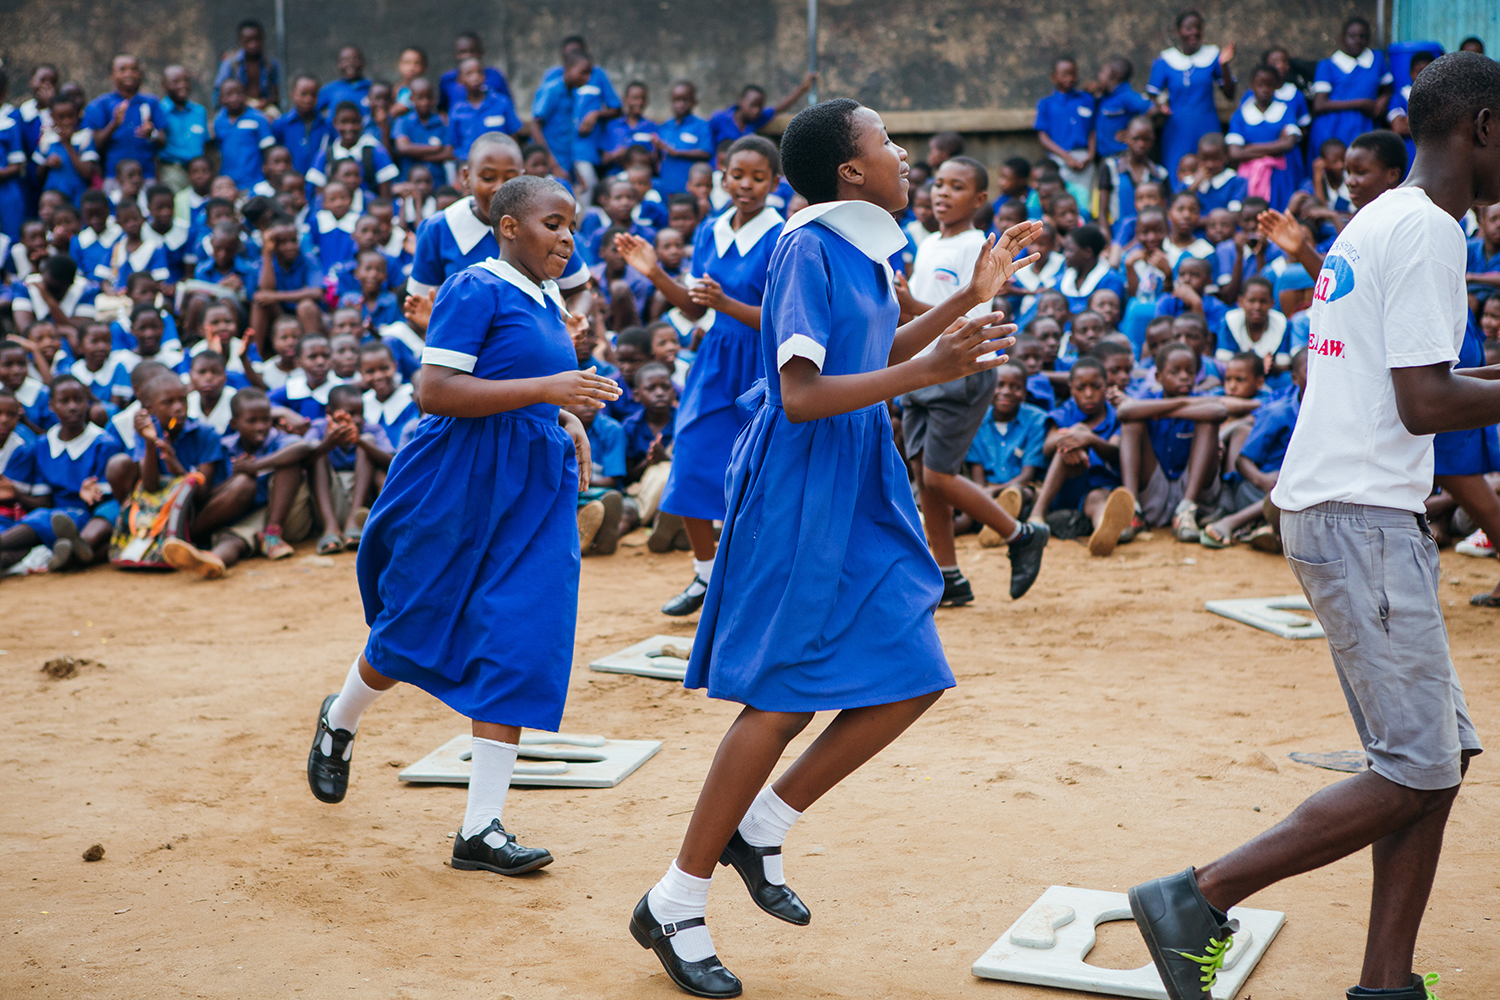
[1245, 523, 1282, 554]
[452, 819, 553, 875]
[316, 533, 344, 556]
[307, 693, 354, 803]
[50, 511, 94, 565]
[630, 893, 743, 999]
[1172, 500, 1201, 543]
[47, 538, 74, 572]
[1198, 524, 1232, 549]
[262, 530, 295, 560]
[342, 528, 362, 551]
[1118, 506, 1147, 545]
[162, 537, 226, 579]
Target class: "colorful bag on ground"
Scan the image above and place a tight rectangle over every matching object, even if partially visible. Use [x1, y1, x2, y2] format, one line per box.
[109, 471, 205, 569]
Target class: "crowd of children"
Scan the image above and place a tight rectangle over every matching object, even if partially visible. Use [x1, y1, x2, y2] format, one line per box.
[0, 19, 1497, 600]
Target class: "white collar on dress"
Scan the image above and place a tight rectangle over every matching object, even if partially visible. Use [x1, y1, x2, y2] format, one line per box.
[46, 421, 104, 460]
[1330, 49, 1375, 74]
[332, 134, 381, 157]
[1165, 239, 1216, 267]
[188, 386, 237, 428]
[1205, 168, 1240, 191]
[283, 373, 343, 402]
[445, 197, 493, 255]
[363, 383, 414, 424]
[378, 320, 425, 358]
[1159, 45, 1220, 71]
[77, 223, 123, 250]
[1224, 308, 1288, 358]
[1274, 82, 1300, 102]
[123, 239, 160, 271]
[15, 376, 43, 407]
[474, 257, 568, 315]
[780, 200, 907, 263]
[712, 206, 783, 258]
[1013, 251, 1066, 290]
[144, 218, 191, 250]
[71, 355, 123, 385]
[1059, 259, 1110, 299]
[316, 208, 359, 234]
[1238, 100, 1289, 127]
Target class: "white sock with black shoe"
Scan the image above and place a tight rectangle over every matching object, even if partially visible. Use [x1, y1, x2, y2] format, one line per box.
[684, 557, 713, 597]
[323, 658, 384, 753]
[737, 786, 802, 885]
[462, 737, 519, 845]
[647, 861, 716, 961]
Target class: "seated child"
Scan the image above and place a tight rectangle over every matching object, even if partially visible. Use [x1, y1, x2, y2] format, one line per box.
[0, 391, 36, 533]
[310, 182, 359, 266]
[305, 382, 393, 553]
[71, 322, 134, 413]
[1214, 275, 1290, 388]
[1121, 207, 1171, 347]
[186, 350, 237, 433]
[653, 227, 688, 283]
[268, 333, 340, 420]
[0, 375, 123, 571]
[1057, 225, 1124, 314]
[1189, 133, 1247, 215]
[1060, 309, 1107, 367]
[13, 253, 98, 338]
[107, 371, 224, 545]
[1093, 339, 1138, 403]
[1010, 332, 1056, 410]
[97, 201, 170, 294]
[1010, 220, 1064, 322]
[579, 176, 655, 266]
[110, 273, 182, 353]
[593, 226, 655, 330]
[20, 320, 68, 381]
[114, 304, 184, 373]
[1466, 202, 1500, 315]
[1087, 287, 1123, 335]
[606, 324, 653, 422]
[326, 217, 403, 302]
[359, 342, 421, 447]
[1027, 357, 1133, 556]
[257, 315, 306, 393]
[1172, 312, 1224, 385]
[194, 387, 316, 568]
[648, 319, 690, 391]
[1, 338, 53, 434]
[965, 362, 1048, 528]
[328, 332, 363, 387]
[1153, 255, 1227, 331]
[336, 250, 402, 330]
[105, 360, 171, 452]
[621, 360, 678, 542]
[249, 217, 326, 341]
[1115, 341, 1256, 541]
[1163, 191, 1215, 270]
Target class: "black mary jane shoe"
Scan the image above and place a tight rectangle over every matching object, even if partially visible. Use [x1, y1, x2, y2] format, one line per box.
[307, 693, 354, 803]
[451, 819, 554, 876]
[719, 830, 811, 925]
[630, 893, 742, 999]
[661, 576, 708, 617]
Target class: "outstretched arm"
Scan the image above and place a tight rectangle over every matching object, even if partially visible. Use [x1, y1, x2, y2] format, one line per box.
[419, 363, 621, 419]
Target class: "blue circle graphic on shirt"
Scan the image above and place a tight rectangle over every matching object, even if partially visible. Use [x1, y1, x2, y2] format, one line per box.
[1314, 255, 1355, 304]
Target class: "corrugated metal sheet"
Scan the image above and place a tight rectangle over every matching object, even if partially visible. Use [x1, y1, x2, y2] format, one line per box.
[1396, 0, 1500, 50]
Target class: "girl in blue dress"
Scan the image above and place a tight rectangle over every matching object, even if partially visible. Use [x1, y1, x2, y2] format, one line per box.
[1433, 313, 1500, 607]
[1309, 18, 1392, 161]
[304, 175, 621, 877]
[1227, 65, 1304, 212]
[1147, 11, 1238, 176]
[627, 99, 1042, 999]
[616, 135, 785, 617]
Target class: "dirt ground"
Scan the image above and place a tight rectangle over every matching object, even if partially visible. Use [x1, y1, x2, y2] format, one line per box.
[2, 530, 1497, 1000]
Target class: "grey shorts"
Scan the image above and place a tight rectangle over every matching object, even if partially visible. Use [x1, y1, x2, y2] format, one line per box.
[1140, 464, 1220, 527]
[1282, 501, 1483, 790]
[901, 369, 997, 476]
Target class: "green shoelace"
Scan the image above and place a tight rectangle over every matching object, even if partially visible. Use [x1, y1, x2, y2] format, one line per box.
[1423, 972, 1442, 1000]
[1171, 934, 1232, 990]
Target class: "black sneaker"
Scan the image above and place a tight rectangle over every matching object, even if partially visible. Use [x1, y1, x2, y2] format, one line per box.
[1007, 522, 1048, 600]
[451, 818, 553, 875]
[940, 570, 974, 607]
[306, 693, 354, 804]
[662, 575, 708, 616]
[1128, 868, 1237, 1000]
[1346, 973, 1440, 1000]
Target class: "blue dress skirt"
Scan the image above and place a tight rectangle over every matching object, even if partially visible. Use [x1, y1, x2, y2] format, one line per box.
[659, 208, 783, 522]
[1434, 314, 1500, 478]
[358, 260, 581, 729]
[1148, 47, 1226, 176]
[684, 203, 954, 712]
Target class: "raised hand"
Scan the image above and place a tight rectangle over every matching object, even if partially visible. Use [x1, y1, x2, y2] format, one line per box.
[614, 232, 658, 275]
[1219, 41, 1236, 65]
[542, 367, 622, 408]
[921, 313, 1016, 384]
[403, 288, 435, 333]
[1257, 208, 1306, 257]
[968, 221, 1044, 304]
[687, 275, 726, 310]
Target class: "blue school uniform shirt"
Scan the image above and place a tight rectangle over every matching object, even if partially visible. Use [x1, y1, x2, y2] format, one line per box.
[70, 355, 134, 405]
[1140, 387, 1199, 480]
[272, 112, 333, 176]
[1467, 237, 1500, 306]
[305, 415, 391, 471]
[708, 106, 776, 164]
[362, 383, 421, 447]
[966, 403, 1048, 483]
[1214, 308, 1292, 370]
[405, 195, 590, 298]
[316, 78, 372, 119]
[109, 309, 180, 353]
[446, 90, 522, 160]
[82, 91, 164, 178]
[438, 66, 513, 113]
[338, 289, 403, 329]
[268, 374, 340, 420]
[0, 111, 27, 238]
[570, 80, 618, 167]
[604, 116, 659, 163]
[1057, 260, 1126, 314]
[656, 115, 711, 194]
[1095, 83, 1155, 158]
[577, 207, 655, 264]
[33, 128, 100, 206]
[221, 425, 299, 505]
[14, 376, 54, 431]
[100, 238, 172, 288]
[212, 106, 275, 189]
[7, 422, 122, 508]
[1025, 373, 1056, 410]
[1310, 48, 1392, 152]
[1239, 390, 1300, 473]
[621, 408, 675, 469]
[391, 110, 448, 177]
[1193, 169, 1249, 215]
[1045, 398, 1122, 483]
[1034, 89, 1095, 153]
[585, 411, 627, 479]
[1102, 156, 1168, 227]
[531, 75, 577, 176]
[591, 262, 656, 319]
[157, 98, 208, 165]
[131, 416, 224, 480]
[143, 219, 194, 282]
[309, 208, 358, 267]
[327, 252, 404, 299]
[1147, 46, 1225, 174]
[194, 253, 255, 286]
[994, 189, 1044, 223]
[1154, 293, 1228, 332]
[249, 250, 324, 298]
[70, 223, 123, 281]
[306, 135, 398, 193]
[15, 275, 99, 333]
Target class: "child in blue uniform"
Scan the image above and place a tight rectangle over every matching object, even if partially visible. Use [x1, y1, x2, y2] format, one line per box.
[628, 99, 1041, 999]
[211, 79, 275, 191]
[1227, 65, 1304, 211]
[359, 342, 421, 445]
[1034, 58, 1097, 204]
[304, 175, 620, 876]
[1309, 18, 1392, 160]
[1147, 11, 1237, 175]
[32, 95, 98, 207]
[615, 135, 785, 615]
[446, 58, 524, 162]
[655, 83, 712, 196]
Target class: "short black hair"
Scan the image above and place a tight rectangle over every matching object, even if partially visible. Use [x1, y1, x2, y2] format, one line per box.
[130, 302, 164, 325]
[1003, 157, 1032, 179]
[930, 131, 965, 155]
[1069, 224, 1107, 256]
[328, 384, 363, 409]
[781, 98, 863, 205]
[1408, 52, 1500, 147]
[41, 254, 76, 286]
[1318, 136, 1347, 157]
[191, 349, 225, 370]
[489, 175, 573, 227]
[1104, 55, 1134, 83]
[1242, 275, 1275, 297]
[238, 18, 264, 33]
[1154, 339, 1199, 374]
[50, 373, 85, 396]
[633, 361, 673, 389]
[1349, 129, 1408, 174]
[1091, 340, 1133, 361]
[1228, 351, 1265, 378]
[599, 224, 630, 245]
[230, 387, 269, 417]
[203, 196, 236, 217]
[1175, 10, 1203, 29]
[1410, 50, 1436, 71]
[1069, 355, 1106, 380]
[617, 326, 653, 352]
[80, 190, 110, 210]
[333, 100, 362, 120]
[942, 155, 988, 192]
[145, 183, 173, 205]
[724, 134, 781, 176]
[667, 192, 698, 211]
[296, 332, 330, 355]
[360, 340, 395, 362]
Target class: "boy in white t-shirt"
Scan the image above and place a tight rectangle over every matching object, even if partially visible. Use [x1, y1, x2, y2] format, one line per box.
[898, 156, 1049, 603]
[1129, 53, 1500, 1000]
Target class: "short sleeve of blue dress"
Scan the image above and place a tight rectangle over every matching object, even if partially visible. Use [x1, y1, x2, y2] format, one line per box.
[357, 263, 582, 729]
[683, 221, 953, 713]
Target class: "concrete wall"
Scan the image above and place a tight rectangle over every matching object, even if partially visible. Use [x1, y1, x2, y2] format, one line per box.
[3, 0, 1377, 181]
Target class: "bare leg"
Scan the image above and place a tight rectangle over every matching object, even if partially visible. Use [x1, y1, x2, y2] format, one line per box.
[682, 516, 716, 562]
[105, 453, 139, 502]
[311, 457, 339, 536]
[295, 299, 324, 334]
[191, 475, 257, 537]
[264, 465, 302, 528]
[1029, 451, 1086, 523]
[1119, 422, 1146, 498]
[1436, 473, 1500, 599]
[912, 457, 959, 567]
[79, 516, 114, 564]
[346, 450, 374, 535]
[1204, 498, 1268, 541]
[1181, 421, 1221, 505]
[922, 467, 1021, 547]
[0, 524, 43, 569]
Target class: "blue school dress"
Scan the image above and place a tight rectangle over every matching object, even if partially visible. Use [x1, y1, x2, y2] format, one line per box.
[658, 206, 783, 522]
[0, 110, 26, 241]
[684, 200, 954, 712]
[1310, 49, 1392, 158]
[1147, 46, 1226, 175]
[1057, 260, 1126, 314]
[362, 382, 421, 445]
[1193, 170, 1248, 215]
[358, 259, 581, 729]
[1434, 314, 1500, 478]
[1227, 101, 1303, 211]
[406, 195, 589, 298]
[7, 422, 123, 542]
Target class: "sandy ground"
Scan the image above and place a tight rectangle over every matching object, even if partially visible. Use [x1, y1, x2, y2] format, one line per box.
[2, 530, 1498, 1000]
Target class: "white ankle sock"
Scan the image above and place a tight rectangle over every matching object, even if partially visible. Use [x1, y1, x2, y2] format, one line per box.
[462, 737, 519, 842]
[647, 861, 716, 962]
[1004, 520, 1024, 543]
[323, 658, 384, 754]
[684, 558, 713, 597]
[737, 787, 802, 885]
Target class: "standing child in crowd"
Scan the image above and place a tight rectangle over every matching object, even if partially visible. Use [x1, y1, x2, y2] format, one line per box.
[1189, 133, 1248, 215]
[1227, 64, 1303, 211]
[304, 175, 619, 880]
[655, 82, 712, 196]
[1147, 11, 1237, 175]
[211, 79, 275, 191]
[1058, 225, 1125, 314]
[273, 75, 334, 178]
[1309, 17, 1392, 157]
[630, 99, 1038, 999]
[447, 58, 524, 164]
[900, 154, 1049, 602]
[308, 102, 397, 199]
[1099, 115, 1168, 235]
[1034, 57, 1096, 205]
[616, 135, 786, 616]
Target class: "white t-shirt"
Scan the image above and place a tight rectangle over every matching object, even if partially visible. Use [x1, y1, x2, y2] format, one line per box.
[1272, 187, 1467, 514]
[909, 228, 989, 358]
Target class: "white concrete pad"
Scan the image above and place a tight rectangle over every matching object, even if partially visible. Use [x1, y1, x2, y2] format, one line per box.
[398, 733, 662, 788]
[1205, 595, 1325, 640]
[972, 885, 1285, 1000]
[589, 634, 696, 681]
